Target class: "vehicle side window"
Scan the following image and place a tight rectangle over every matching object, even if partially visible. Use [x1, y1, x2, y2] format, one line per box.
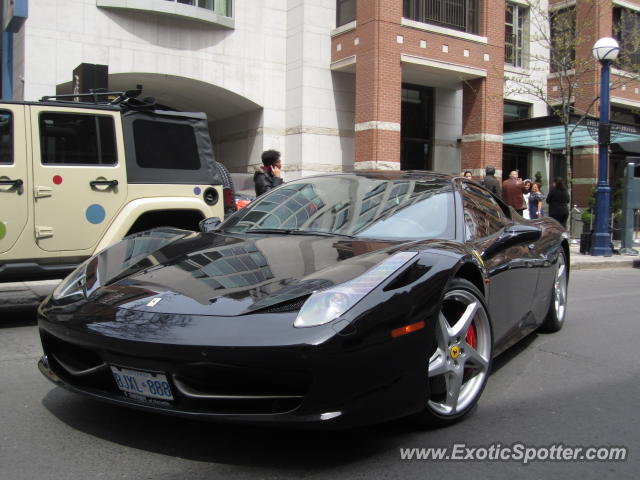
[0, 111, 12, 164]
[132, 120, 200, 170]
[462, 182, 508, 240]
[40, 113, 117, 165]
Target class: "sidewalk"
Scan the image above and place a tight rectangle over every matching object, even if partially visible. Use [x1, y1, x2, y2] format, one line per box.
[569, 242, 640, 270]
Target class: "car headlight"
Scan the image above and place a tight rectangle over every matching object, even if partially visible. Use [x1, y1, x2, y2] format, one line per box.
[294, 251, 418, 328]
[52, 258, 92, 301]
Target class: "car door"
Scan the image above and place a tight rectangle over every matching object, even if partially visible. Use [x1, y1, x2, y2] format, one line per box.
[460, 182, 539, 346]
[30, 106, 127, 252]
[0, 105, 28, 254]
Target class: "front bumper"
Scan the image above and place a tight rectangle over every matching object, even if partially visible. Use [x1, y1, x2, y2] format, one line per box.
[37, 307, 434, 428]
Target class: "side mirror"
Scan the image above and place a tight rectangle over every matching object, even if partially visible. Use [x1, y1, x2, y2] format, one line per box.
[481, 224, 542, 259]
[199, 217, 222, 233]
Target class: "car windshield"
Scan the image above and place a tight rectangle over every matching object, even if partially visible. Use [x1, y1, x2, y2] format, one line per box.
[221, 175, 455, 241]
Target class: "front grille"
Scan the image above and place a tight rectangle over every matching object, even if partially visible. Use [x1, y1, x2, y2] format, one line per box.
[172, 362, 311, 414]
[41, 331, 104, 373]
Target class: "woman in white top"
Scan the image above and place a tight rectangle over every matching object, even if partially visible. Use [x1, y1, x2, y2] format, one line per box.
[522, 179, 532, 220]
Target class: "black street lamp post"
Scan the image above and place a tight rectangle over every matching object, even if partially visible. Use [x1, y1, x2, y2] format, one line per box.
[590, 37, 620, 257]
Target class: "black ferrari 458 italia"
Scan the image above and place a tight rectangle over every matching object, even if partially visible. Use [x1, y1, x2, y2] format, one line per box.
[37, 172, 569, 428]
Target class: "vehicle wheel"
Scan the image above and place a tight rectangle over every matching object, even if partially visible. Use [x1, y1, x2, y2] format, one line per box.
[539, 249, 568, 333]
[417, 278, 493, 426]
[214, 161, 235, 191]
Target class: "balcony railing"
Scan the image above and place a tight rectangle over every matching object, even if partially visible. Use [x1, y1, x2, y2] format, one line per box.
[403, 0, 479, 35]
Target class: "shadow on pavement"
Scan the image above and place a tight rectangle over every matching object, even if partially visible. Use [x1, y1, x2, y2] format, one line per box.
[41, 388, 426, 469]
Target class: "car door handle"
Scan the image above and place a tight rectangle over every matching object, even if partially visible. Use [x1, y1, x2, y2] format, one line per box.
[0, 178, 23, 187]
[90, 179, 119, 188]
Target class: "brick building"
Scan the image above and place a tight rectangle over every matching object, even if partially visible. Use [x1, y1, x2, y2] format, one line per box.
[332, 0, 640, 206]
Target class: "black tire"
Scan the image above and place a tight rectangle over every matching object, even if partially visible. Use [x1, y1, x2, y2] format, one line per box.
[416, 278, 493, 427]
[539, 249, 568, 333]
[214, 161, 235, 192]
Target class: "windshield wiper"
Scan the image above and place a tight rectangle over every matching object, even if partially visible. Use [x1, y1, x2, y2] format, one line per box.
[288, 229, 356, 239]
[245, 228, 356, 238]
[245, 228, 293, 234]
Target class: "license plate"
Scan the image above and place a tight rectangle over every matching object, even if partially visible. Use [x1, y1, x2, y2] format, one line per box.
[110, 366, 174, 402]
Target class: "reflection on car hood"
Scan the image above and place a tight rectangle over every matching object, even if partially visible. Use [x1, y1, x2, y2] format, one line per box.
[89, 230, 407, 316]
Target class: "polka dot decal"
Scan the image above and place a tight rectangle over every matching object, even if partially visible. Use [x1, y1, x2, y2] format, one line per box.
[0, 222, 6, 241]
[194, 187, 202, 195]
[86, 204, 106, 224]
[53, 175, 63, 185]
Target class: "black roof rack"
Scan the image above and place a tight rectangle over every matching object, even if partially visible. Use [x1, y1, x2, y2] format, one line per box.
[38, 87, 171, 111]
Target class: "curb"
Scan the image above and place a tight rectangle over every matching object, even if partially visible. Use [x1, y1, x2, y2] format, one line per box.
[570, 258, 640, 270]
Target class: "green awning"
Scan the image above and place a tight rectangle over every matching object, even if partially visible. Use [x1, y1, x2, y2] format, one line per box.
[503, 115, 640, 150]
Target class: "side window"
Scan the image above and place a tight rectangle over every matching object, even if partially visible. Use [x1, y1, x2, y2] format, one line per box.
[462, 182, 508, 240]
[40, 113, 117, 165]
[132, 120, 200, 170]
[0, 111, 12, 164]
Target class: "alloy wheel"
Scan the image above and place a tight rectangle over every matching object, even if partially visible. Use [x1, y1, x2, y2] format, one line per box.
[427, 288, 491, 416]
[553, 253, 568, 323]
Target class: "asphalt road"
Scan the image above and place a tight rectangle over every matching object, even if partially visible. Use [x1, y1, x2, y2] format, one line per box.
[1, 269, 638, 480]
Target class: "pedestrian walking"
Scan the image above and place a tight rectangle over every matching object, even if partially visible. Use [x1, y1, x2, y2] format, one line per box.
[546, 177, 570, 228]
[528, 182, 545, 219]
[501, 170, 527, 215]
[254, 149, 284, 197]
[463, 170, 473, 179]
[482, 166, 501, 198]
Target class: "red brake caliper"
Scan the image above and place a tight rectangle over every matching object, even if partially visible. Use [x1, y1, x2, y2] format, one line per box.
[466, 323, 477, 349]
[464, 324, 477, 379]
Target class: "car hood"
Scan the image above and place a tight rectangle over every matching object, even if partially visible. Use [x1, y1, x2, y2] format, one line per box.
[87, 229, 409, 316]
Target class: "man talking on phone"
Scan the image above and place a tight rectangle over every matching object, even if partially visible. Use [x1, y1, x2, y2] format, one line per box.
[254, 149, 284, 197]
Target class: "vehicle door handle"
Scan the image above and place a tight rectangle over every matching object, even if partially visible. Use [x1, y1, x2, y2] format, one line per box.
[35, 225, 54, 239]
[90, 179, 119, 188]
[0, 178, 23, 187]
[35, 185, 53, 198]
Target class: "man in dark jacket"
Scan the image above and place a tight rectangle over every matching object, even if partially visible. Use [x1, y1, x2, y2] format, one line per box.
[502, 170, 527, 216]
[482, 166, 501, 198]
[254, 149, 284, 197]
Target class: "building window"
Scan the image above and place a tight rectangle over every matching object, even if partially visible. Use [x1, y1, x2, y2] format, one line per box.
[550, 6, 575, 73]
[502, 147, 530, 181]
[336, 0, 356, 27]
[403, 0, 480, 35]
[166, 0, 232, 17]
[611, 107, 640, 126]
[505, 3, 527, 67]
[613, 7, 640, 71]
[504, 101, 531, 122]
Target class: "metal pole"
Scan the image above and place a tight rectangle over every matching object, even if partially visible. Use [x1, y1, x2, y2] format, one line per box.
[590, 60, 613, 256]
[620, 162, 638, 255]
